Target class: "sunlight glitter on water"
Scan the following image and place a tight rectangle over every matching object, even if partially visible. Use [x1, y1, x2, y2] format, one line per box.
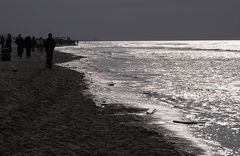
[57, 41, 240, 155]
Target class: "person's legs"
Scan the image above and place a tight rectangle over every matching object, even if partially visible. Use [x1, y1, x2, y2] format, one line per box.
[46, 52, 50, 68]
[17, 47, 20, 57]
[26, 49, 28, 58]
[20, 48, 24, 58]
[7, 47, 11, 61]
[26, 48, 31, 59]
[46, 52, 53, 69]
[49, 53, 53, 69]
[29, 49, 31, 58]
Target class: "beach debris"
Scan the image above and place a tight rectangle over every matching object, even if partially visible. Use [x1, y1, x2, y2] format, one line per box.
[79, 56, 87, 59]
[173, 105, 182, 109]
[101, 99, 107, 104]
[142, 91, 151, 95]
[146, 108, 157, 115]
[108, 82, 114, 86]
[70, 66, 77, 69]
[96, 104, 106, 108]
[173, 120, 205, 125]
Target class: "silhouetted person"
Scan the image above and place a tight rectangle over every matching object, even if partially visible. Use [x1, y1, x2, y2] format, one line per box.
[32, 36, 36, 52]
[3, 34, 12, 61]
[44, 33, 56, 69]
[0, 35, 4, 46]
[24, 36, 32, 59]
[6, 34, 12, 53]
[15, 34, 25, 58]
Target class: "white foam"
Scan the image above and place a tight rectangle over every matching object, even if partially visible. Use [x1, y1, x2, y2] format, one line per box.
[56, 41, 240, 155]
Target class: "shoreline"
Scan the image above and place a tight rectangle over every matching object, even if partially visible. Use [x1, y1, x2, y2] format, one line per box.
[0, 48, 204, 155]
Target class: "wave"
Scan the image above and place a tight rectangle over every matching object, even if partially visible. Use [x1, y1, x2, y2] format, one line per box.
[78, 41, 240, 53]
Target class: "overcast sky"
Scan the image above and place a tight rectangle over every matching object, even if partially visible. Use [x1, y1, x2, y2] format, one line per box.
[1, 0, 240, 40]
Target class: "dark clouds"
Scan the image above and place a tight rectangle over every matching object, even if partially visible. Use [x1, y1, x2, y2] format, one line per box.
[1, 0, 240, 40]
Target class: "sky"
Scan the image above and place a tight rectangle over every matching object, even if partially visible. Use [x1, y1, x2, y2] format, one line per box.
[1, 0, 240, 40]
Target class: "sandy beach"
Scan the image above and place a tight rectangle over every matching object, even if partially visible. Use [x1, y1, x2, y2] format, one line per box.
[0, 47, 203, 155]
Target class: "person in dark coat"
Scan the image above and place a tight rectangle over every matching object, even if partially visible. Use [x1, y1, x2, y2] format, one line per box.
[44, 33, 56, 69]
[15, 34, 25, 58]
[32, 36, 36, 52]
[6, 34, 12, 53]
[24, 36, 32, 59]
[3, 34, 12, 61]
[0, 35, 4, 46]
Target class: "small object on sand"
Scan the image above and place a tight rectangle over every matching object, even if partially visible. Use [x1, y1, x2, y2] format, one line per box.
[101, 103, 108, 107]
[108, 82, 114, 86]
[143, 91, 151, 95]
[146, 108, 157, 115]
[173, 120, 203, 125]
[173, 105, 181, 109]
[79, 56, 87, 59]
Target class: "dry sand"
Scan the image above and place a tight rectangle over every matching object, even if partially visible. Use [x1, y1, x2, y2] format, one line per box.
[0, 48, 204, 155]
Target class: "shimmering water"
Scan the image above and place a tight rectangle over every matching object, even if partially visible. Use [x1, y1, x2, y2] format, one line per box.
[57, 41, 240, 155]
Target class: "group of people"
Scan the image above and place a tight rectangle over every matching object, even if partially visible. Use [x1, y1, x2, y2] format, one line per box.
[15, 34, 45, 59]
[0, 33, 56, 69]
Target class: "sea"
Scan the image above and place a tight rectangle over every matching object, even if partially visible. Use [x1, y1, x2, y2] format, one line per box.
[57, 41, 240, 156]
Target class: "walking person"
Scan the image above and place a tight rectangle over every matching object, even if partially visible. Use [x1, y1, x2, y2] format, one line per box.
[24, 36, 32, 59]
[15, 34, 25, 58]
[6, 34, 12, 53]
[0, 35, 4, 46]
[44, 33, 56, 69]
[5, 34, 12, 61]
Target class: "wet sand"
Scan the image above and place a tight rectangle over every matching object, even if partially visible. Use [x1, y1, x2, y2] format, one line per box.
[0, 48, 204, 155]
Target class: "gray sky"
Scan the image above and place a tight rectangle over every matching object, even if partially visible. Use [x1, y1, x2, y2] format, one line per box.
[1, 0, 240, 40]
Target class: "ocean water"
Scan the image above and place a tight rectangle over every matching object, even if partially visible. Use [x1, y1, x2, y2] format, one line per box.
[57, 41, 240, 155]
